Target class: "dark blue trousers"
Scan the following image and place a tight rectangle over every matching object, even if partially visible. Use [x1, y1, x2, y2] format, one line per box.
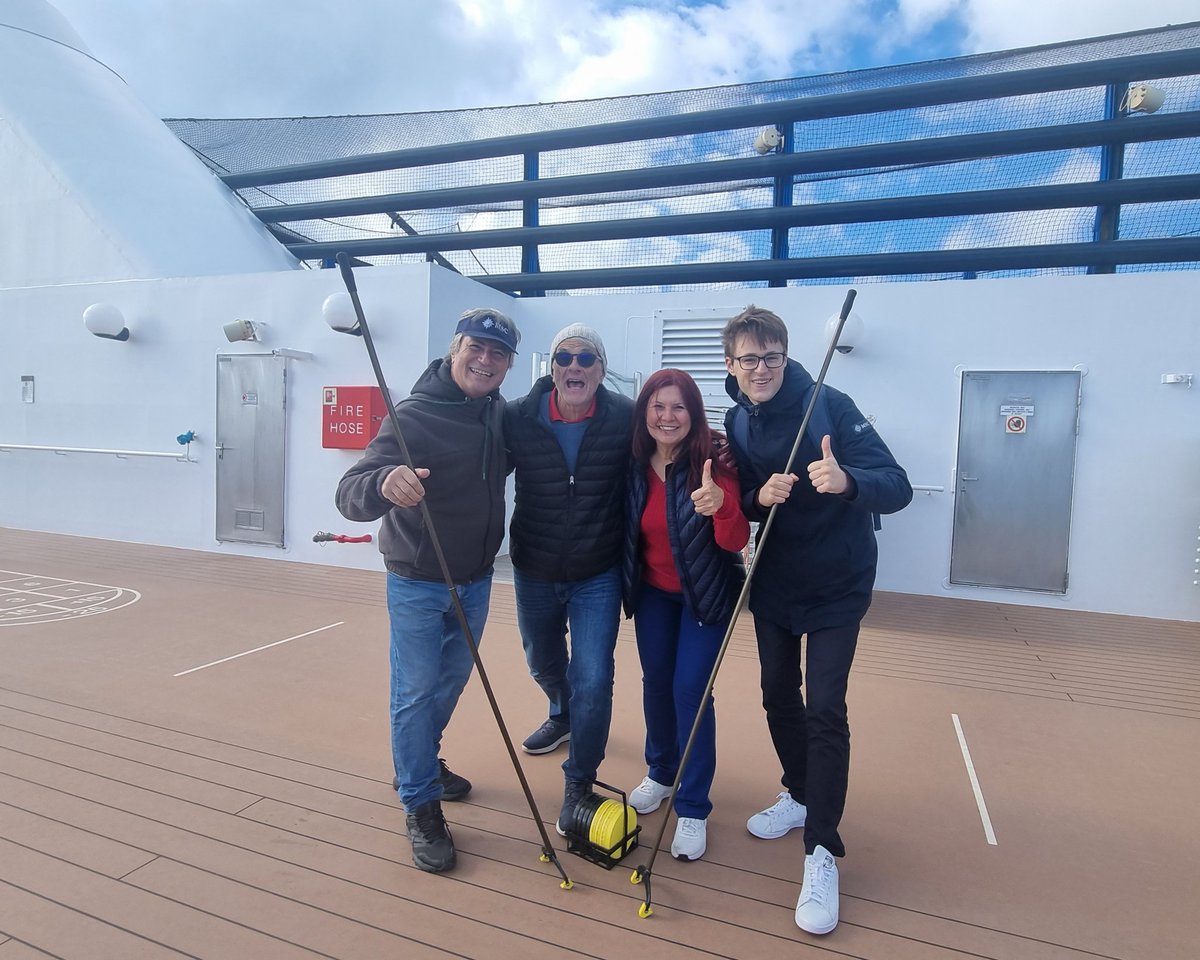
[633, 585, 727, 819]
[753, 616, 859, 857]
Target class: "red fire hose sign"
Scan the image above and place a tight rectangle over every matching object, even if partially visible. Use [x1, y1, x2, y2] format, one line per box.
[1006, 415, 1026, 434]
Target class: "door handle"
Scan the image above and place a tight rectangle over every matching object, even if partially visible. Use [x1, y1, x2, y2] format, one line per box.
[215, 442, 230, 460]
[960, 476, 979, 481]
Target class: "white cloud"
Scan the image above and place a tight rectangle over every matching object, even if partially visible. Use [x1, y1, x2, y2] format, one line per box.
[954, 0, 1200, 52]
[42, 0, 1200, 119]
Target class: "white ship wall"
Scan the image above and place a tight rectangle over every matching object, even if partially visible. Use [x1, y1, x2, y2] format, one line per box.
[0, 0, 298, 286]
[1, 266, 1197, 623]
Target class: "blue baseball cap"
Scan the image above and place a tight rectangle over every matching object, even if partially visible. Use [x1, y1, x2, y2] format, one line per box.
[456, 309, 520, 354]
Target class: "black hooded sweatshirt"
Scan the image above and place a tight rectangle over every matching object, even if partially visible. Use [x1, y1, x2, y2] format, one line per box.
[335, 359, 506, 584]
[724, 359, 912, 632]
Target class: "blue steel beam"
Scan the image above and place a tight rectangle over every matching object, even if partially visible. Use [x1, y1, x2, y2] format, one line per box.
[471, 238, 1200, 292]
[769, 119, 794, 287]
[221, 47, 1200, 189]
[251, 111, 1200, 225]
[1090, 81, 1127, 274]
[283, 174, 1200, 259]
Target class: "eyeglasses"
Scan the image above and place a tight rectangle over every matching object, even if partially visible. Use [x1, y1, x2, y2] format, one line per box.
[553, 351, 598, 368]
[732, 351, 786, 370]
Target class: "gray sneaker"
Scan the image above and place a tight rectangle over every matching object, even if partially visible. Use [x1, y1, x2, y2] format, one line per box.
[628, 775, 672, 814]
[670, 816, 707, 861]
[522, 718, 571, 755]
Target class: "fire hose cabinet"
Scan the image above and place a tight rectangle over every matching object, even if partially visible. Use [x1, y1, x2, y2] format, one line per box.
[322, 386, 387, 449]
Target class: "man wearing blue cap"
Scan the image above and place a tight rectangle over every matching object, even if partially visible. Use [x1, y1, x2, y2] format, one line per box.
[336, 307, 520, 874]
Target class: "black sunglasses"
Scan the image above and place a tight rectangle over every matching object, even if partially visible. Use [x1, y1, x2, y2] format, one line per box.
[553, 351, 598, 368]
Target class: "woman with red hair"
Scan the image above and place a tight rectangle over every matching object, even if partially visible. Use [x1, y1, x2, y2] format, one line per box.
[620, 368, 750, 861]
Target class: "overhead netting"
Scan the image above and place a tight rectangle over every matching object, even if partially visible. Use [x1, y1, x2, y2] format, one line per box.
[165, 23, 1200, 292]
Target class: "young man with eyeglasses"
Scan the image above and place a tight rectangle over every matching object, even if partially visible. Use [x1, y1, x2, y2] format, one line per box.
[721, 305, 911, 935]
[503, 323, 634, 833]
[336, 308, 520, 874]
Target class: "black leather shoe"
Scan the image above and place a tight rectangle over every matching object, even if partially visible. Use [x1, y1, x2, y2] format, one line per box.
[406, 800, 456, 872]
[438, 758, 472, 801]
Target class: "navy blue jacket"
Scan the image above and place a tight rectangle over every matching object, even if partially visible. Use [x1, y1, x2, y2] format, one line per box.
[504, 378, 634, 582]
[621, 462, 746, 626]
[723, 359, 911, 632]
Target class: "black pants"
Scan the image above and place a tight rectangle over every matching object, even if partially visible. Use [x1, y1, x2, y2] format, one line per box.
[754, 615, 859, 858]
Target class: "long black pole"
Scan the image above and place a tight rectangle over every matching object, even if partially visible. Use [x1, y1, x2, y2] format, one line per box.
[632, 288, 857, 917]
[335, 252, 571, 888]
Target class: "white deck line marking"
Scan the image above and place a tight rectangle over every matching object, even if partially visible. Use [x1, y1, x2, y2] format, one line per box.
[174, 622, 344, 677]
[952, 713, 998, 846]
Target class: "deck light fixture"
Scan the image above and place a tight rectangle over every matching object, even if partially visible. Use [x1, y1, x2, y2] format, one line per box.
[1121, 83, 1165, 114]
[825, 310, 864, 354]
[322, 292, 361, 335]
[753, 126, 782, 155]
[83, 303, 129, 341]
[222, 318, 261, 343]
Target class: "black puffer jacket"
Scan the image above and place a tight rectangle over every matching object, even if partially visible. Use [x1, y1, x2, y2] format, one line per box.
[504, 378, 634, 582]
[335, 359, 506, 584]
[621, 462, 746, 625]
[724, 359, 912, 632]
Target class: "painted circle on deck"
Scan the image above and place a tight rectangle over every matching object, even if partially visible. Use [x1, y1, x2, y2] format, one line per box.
[0, 571, 141, 626]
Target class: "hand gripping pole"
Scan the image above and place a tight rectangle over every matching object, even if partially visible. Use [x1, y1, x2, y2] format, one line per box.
[335, 253, 572, 889]
[631, 288, 857, 917]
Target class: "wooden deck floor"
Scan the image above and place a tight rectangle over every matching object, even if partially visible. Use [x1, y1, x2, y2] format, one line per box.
[1, 527, 1197, 959]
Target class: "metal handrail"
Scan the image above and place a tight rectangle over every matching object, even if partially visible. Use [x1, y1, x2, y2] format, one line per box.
[0, 443, 197, 463]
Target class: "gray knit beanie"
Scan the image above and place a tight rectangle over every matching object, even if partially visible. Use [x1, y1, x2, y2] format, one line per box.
[549, 323, 607, 371]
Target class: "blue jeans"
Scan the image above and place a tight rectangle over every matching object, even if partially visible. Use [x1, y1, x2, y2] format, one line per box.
[633, 585, 725, 819]
[386, 572, 491, 810]
[513, 565, 621, 784]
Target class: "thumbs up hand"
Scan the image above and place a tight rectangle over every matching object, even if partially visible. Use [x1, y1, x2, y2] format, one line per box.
[690, 459, 725, 517]
[807, 434, 849, 495]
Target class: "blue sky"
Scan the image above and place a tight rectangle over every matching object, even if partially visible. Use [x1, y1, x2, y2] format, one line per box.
[42, 0, 1200, 118]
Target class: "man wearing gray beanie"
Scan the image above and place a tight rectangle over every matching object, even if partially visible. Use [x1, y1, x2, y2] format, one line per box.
[504, 322, 634, 833]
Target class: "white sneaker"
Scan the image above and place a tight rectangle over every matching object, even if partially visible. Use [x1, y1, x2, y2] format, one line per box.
[795, 845, 839, 935]
[670, 817, 707, 861]
[746, 791, 807, 839]
[628, 776, 672, 814]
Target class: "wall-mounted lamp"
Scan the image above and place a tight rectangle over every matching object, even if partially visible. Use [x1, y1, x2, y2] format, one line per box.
[83, 303, 130, 341]
[1121, 83, 1165, 114]
[322, 292, 361, 335]
[754, 126, 782, 155]
[223, 319, 262, 343]
[825, 311, 865, 354]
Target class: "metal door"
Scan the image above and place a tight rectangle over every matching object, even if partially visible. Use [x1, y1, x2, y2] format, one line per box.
[950, 370, 1081, 593]
[215, 354, 287, 546]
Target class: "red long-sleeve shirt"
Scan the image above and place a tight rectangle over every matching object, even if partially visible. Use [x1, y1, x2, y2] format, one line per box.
[639, 467, 749, 594]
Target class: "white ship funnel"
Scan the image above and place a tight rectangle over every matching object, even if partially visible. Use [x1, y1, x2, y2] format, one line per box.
[0, 0, 300, 287]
